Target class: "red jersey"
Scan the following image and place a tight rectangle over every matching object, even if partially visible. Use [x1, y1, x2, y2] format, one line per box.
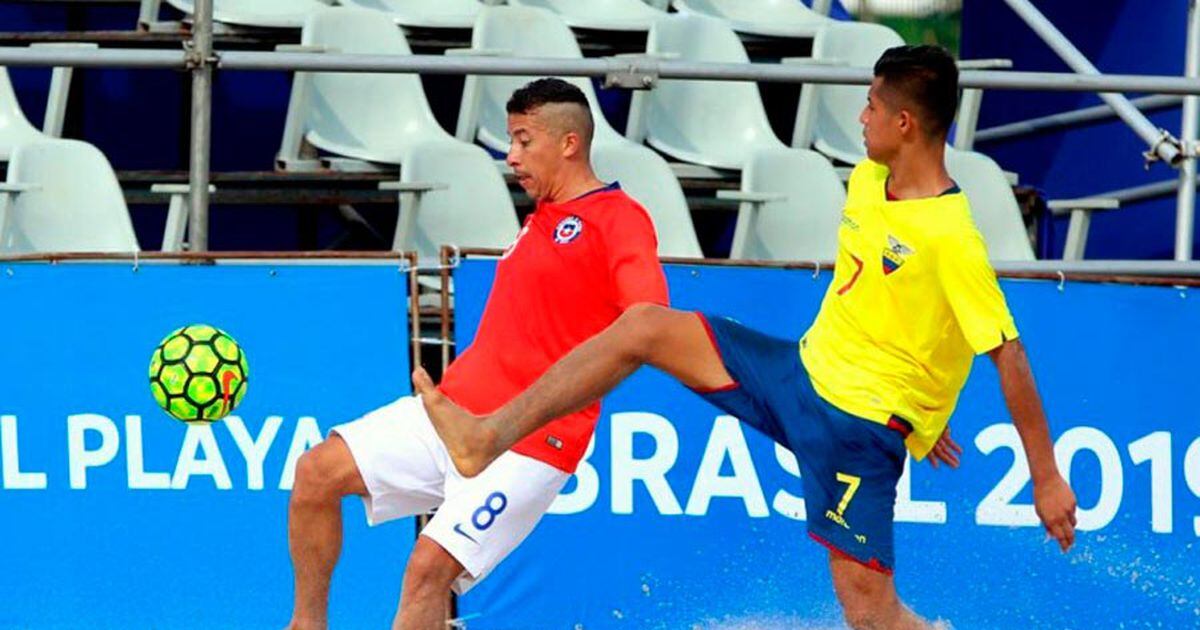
[438, 184, 669, 473]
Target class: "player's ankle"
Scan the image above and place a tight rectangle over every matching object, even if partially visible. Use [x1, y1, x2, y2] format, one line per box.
[285, 615, 328, 630]
[477, 420, 503, 455]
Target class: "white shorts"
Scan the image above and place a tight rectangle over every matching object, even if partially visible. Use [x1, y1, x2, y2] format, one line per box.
[330, 395, 569, 594]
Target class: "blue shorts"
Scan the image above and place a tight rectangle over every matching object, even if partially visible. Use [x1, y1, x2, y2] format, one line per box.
[694, 313, 908, 574]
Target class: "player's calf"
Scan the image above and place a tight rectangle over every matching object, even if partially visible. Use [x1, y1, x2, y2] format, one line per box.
[831, 554, 928, 630]
[395, 537, 464, 630]
[287, 436, 367, 630]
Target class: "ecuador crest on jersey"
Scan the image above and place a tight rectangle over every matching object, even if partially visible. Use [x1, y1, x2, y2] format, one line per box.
[882, 235, 915, 275]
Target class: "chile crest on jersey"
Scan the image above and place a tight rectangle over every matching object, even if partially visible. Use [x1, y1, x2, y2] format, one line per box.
[554, 215, 584, 244]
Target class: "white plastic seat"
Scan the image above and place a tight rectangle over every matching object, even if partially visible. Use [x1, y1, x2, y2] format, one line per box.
[278, 7, 518, 257]
[0, 140, 195, 254]
[465, 6, 616, 152]
[290, 10, 447, 165]
[722, 147, 846, 261]
[944, 148, 1035, 261]
[644, 14, 788, 169]
[395, 139, 516, 253]
[639, 14, 845, 260]
[793, 21, 905, 164]
[0, 68, 46, 162]
[509, 0, 666, 32]
[160, 0, 332, 28]
[462, 5, 702, 257]
[338, 0, 484, 29]
[0, 140, 139, 253]
[671, 0, 832, 37]
[590, 142, 702, 257]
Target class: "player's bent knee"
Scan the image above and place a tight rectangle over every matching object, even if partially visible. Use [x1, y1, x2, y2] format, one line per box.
[292, 436, 364, 502]
[403, 538, 464, 594]
[616, 303, 674, 357]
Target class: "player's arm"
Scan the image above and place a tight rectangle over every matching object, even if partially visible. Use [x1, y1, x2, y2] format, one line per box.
[939, 230, 1076, 551]
[606, 204, 669, 310]
[988, 339, 1077, 551]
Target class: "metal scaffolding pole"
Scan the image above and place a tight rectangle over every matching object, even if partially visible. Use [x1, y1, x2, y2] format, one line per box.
[1003, 0, 1183, 166]
[0, 47, 184, 68]
[1099, 179, 1184, 204]
[1175, 0, 1200, 260]
[1, 46, 1200, 95]
[210, 51, 1200, 95]
[975, 95, 1182, 143]
[994, 259, 1200, 277]
[188, 0, 214, 252]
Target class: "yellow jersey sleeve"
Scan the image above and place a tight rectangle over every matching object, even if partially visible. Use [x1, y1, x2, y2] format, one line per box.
[937, 229, 1019, 354]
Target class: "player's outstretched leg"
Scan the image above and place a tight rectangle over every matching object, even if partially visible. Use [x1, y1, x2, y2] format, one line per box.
[285, 435, 367, 630]
[416, 303, 733, 477]
[830, 553, 934, 630]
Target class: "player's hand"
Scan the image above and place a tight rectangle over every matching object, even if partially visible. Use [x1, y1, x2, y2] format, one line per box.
[927, 427, 963, 469]
[1033, 473, 1077, 552]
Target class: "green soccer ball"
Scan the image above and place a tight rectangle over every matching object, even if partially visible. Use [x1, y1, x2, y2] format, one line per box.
[148, 324, 249, 423]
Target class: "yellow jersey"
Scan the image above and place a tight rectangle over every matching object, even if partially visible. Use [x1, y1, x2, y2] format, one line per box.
[800, 159, 1019, 459]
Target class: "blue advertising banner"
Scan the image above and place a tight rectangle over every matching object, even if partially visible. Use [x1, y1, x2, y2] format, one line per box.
[456, 260, 1200, 629]
[0, 262, 414, 629]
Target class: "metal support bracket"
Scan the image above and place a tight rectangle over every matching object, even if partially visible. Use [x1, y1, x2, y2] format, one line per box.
[182, 40, 219, 70]
[1143, 129, 1184, 170]
[604, 58, 658, 90]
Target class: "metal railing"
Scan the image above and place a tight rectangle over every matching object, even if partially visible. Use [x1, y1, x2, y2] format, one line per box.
[0, 1, 1197, 268]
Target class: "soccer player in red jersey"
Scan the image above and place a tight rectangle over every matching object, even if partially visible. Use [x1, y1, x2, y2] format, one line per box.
[285, 78, 668, 630]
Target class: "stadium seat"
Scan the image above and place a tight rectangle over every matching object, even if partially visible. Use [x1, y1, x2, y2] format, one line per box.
[791, 21, 905, 165]
[338, 0, 485, 29]
[720, 147, 847, 261]
[0, 140, 198, 254]
[277, 7, 518, 256]
[944, 148, 1035, 261]
[671, 0, 833, 37]
[1, 46, 92, 162]
[0, 68, 46, 162]
[142, 0, 333, 29]
[0, 140, 140, 253]
[589, 142, 703, 258]
[508, 0, 667, 32]
[641, 14, 790, 169]
[460, 5, 703, 257]
[946, 148, 1116, 261]
[638, 15, 845, 262]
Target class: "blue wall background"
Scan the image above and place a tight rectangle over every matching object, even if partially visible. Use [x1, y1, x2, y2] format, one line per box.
[1, 258, 1197, 627]
[0, 262, 414, 628]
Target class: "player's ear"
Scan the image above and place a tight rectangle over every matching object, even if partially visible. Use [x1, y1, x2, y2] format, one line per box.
[897, 108, 915, 137]
[561, 130, 582, 159]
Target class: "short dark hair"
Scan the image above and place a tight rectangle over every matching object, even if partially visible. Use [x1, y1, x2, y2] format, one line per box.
[506, 77, 590, 116]
[873, 45, 959, 138]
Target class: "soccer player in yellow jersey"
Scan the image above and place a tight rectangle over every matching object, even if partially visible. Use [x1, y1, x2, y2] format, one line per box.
[415, 45, 1078, 628]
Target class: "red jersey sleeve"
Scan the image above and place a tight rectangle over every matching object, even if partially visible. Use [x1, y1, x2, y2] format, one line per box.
[604, 202, 669, 309]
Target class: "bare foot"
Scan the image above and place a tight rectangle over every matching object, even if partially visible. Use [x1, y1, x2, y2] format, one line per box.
[412, 367, 500, 478]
